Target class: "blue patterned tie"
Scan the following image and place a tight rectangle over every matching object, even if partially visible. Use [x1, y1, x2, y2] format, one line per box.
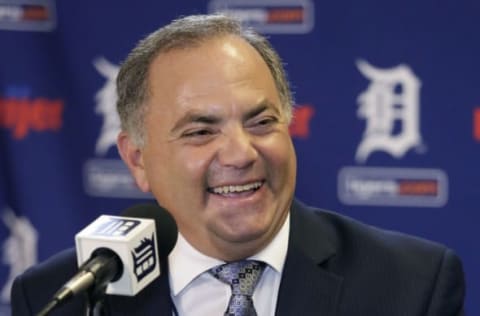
[210, 260, 266, 316]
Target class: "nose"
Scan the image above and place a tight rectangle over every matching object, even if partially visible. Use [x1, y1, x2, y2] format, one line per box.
[216, 126, 258, 169]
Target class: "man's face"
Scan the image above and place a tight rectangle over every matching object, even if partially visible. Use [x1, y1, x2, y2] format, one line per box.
[118, 35, 296, 261]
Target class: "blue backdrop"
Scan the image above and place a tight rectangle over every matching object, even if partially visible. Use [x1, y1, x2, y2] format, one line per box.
[0, 1, 477, 314]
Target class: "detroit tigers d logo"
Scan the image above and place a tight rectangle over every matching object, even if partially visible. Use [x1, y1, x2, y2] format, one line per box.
[355, 60, 422, 163]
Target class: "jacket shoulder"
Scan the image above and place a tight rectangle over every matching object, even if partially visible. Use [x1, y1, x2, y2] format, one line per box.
[295, 199, 448, 264]
[291, 199, 465, 315]
[11, 248, 86, 316]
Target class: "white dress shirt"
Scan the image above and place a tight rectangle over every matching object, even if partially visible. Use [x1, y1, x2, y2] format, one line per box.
[168, 213, 290, 316]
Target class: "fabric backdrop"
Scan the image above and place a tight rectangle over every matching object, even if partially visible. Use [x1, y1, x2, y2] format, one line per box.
[0, 1, 477, 314]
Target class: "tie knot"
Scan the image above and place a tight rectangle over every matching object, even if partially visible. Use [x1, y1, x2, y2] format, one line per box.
[210, 260, 266, 295]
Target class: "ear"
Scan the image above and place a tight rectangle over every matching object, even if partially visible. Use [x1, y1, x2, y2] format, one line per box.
[117, 131, 150, 192]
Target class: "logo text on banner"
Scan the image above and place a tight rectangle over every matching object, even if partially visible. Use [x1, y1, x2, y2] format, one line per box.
[208, 0, 314, 34]
[474, 107, 480, 141]
[338, 167, 448, 207]
[289, 104, 314, 138]
[0, 86, 64, 139]
[0, 0, 56, 31]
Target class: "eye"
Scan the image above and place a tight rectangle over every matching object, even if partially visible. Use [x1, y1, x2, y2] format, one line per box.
[183, 129, 213, 137]
[256, 117, 276, 125]
[180, 128, 218, 145]
[247, 116, 279, 134]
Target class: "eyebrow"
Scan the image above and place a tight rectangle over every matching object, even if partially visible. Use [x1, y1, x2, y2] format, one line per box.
[170, 99, 281, 134]
[170, 112, 221, 134]
[243, 100, 280, 121]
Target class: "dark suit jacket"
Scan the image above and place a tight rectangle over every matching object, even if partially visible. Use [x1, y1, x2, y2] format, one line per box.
[11, 200, 465, 315]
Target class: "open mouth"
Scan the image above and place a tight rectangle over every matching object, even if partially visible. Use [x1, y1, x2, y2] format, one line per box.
[207, 180, 264, 195]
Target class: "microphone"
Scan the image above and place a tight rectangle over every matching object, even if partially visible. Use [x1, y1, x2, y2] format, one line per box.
[36, 204, 177, 316]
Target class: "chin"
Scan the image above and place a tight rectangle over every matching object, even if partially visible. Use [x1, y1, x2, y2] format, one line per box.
[221, 223, 269, 244]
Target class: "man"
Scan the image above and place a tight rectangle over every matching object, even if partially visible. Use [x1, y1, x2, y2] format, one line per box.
[11, 14, 465, 315]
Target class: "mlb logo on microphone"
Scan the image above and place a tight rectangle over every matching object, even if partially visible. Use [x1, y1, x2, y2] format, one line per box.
[75, 215, 160, 296]
[93, 218, 141, 236]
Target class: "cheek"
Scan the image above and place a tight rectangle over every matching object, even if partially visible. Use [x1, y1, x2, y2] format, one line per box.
[263, 134, 295, 164]
[263, 136, 296, 184]
[153, 146, 216, 197]
[183, 151, 211, 176]
[142, 147, 170, 192]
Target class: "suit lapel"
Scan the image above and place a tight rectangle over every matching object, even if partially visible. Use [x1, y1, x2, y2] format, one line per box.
[276, 200, 343, 316]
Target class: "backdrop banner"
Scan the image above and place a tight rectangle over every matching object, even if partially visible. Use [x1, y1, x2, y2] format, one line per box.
[0, 1, 478, 314]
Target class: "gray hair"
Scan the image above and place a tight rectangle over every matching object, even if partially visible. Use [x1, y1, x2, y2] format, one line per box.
[116, 14, 293, 146]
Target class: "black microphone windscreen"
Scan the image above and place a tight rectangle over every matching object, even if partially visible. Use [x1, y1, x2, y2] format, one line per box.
[121, 204, 178, 258]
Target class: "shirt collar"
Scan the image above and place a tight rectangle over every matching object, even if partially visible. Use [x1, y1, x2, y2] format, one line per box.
[168, 212, 290, 296]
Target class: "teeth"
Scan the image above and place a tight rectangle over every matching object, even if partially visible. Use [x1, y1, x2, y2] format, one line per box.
[211, 181, 262, 194]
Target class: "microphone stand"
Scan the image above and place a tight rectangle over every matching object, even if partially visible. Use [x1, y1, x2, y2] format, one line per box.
[36, 288, 106, 316]
[85, 283, 107, 316]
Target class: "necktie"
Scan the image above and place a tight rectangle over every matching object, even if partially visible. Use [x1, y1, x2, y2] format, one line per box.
[210, 260, 266, 316]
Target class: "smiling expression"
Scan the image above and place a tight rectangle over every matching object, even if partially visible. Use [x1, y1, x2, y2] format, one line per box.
[118, 35, 297, 261]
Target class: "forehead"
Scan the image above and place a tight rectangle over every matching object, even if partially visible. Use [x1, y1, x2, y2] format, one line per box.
[145, 35, 280, 110]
